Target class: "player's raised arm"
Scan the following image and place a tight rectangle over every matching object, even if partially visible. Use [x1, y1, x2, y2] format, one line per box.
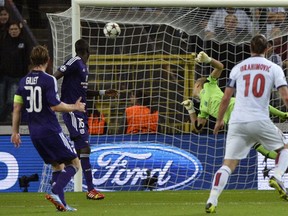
[195, 51, 224, 79]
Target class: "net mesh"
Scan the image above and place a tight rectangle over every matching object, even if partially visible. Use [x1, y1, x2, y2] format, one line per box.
[39, 6, 288, 192]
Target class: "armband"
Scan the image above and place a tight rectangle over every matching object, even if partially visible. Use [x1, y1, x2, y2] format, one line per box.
[14, 95, 23, 104]
[99, 90, 106, 96]
[226, 78, 236, 88]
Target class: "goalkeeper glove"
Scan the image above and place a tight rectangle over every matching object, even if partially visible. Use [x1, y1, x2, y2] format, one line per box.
[181, 99, 195, 114]
[195, 51, 212, 63]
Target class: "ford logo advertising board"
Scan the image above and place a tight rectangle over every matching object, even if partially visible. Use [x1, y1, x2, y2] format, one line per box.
[89, 142, 203, 191]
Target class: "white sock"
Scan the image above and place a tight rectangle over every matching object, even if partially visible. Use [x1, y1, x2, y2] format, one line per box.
[207, 165, 231, 206]
[273, 149, 288, 180]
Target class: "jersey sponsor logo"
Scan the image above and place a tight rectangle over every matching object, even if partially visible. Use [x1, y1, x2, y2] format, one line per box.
[86, 142, 203, 191]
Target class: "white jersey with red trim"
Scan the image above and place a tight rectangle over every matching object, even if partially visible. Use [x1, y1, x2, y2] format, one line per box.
[228, 56, 287, 123]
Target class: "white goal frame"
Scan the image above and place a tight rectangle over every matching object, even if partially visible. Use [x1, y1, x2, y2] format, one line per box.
[70, 0, 288, 192]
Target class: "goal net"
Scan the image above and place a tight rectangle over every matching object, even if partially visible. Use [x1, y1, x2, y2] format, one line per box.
[39, 4, 288, 192]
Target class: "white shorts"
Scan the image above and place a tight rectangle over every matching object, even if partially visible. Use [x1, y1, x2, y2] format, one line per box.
[224, 120, 287, 160]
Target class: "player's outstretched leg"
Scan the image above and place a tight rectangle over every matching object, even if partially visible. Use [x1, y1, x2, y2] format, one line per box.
[205, 203, 216, 213]
[269, 176, 288, 201]
[86, 189, 105, 200]
[45, 193, 67, 212]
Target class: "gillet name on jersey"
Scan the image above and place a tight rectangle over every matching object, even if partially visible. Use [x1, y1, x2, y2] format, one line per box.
[26, 77, 39, 85]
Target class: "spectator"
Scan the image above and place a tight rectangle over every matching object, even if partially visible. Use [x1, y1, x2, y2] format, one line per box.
[88, 109, 107, 135]
[0, 21, 29, 122]
[266, 7, 286, 38]
[266, 40, 283, 67]
[118, 90, 159, 134]
[247, 8, 268, 34]
[266, 38, 286, 116]
[270, 27, 288, 74]
[215, 14, 251, 43]
[0, 6, 10, 41]
[205, 7, 253, 40]
[13, 0, 43, 28]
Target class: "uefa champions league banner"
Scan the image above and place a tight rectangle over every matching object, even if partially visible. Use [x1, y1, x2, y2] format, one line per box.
[0, 134, 257, 192]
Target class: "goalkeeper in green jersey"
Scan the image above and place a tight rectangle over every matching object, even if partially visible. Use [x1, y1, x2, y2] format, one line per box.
[181, 51, 288, 160]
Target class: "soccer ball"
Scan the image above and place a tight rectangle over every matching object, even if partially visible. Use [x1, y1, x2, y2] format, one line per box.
[103, 22, 121, 39]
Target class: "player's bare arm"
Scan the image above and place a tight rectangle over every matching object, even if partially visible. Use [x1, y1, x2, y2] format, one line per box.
[51, 97, 86, 113]
[278, 86, 288, 108]
[214, 87, 234, 135]
[11, 101, 23, 148]
[53, 70, 64, 80]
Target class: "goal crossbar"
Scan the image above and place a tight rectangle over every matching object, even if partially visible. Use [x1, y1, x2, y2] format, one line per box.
[73, 0, 288, 7]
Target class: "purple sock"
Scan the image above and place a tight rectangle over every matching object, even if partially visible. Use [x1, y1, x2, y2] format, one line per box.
[52, 171, 61, 185]
[52, 165, 77, 206]
[80, 157, 94, 191]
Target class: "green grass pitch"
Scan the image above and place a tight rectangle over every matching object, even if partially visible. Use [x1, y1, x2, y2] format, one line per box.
[0, 190, 287, 216]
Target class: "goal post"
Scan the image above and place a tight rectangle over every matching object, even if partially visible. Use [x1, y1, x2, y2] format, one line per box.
[40, 1, 288, 193]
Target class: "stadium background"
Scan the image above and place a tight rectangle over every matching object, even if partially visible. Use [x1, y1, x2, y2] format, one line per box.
[1, 1, 288, 194]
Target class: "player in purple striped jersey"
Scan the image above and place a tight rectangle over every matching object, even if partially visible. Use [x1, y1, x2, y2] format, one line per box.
[53, 39, 117, 200]
[11, 45, 86, 212]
